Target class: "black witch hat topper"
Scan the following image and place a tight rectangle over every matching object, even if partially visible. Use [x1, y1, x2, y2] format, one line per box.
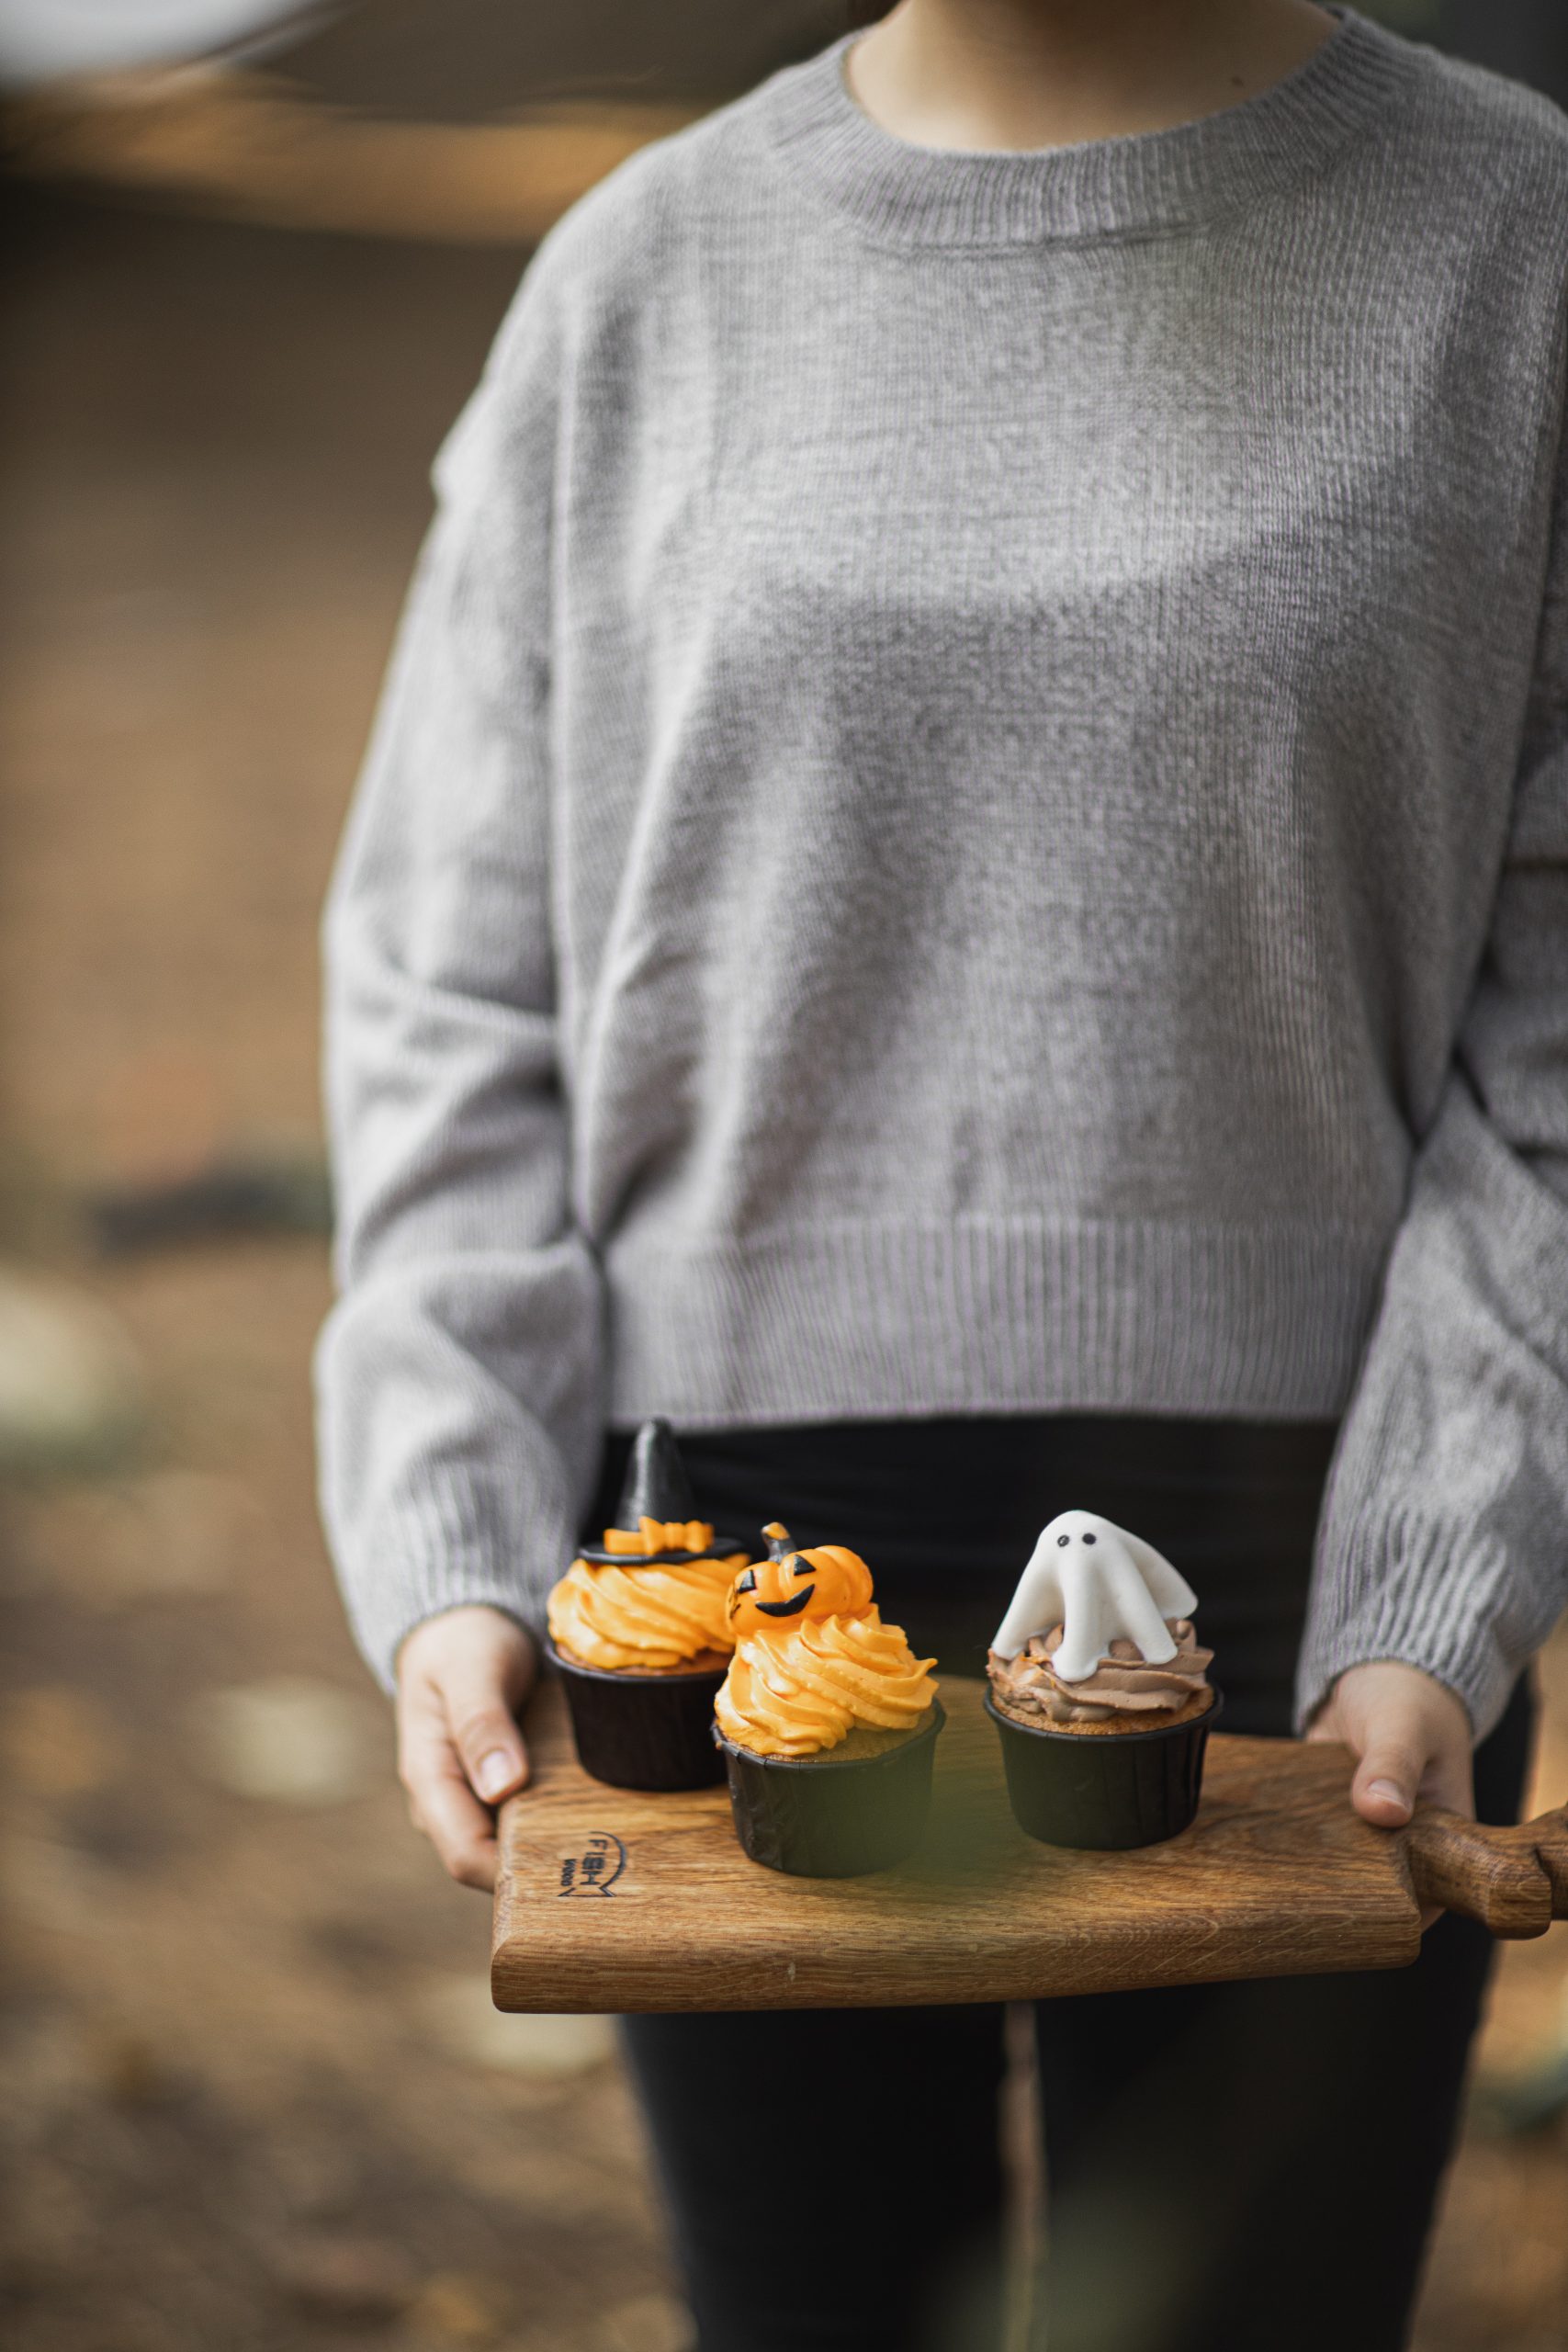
[578, 1419, 747, 1566]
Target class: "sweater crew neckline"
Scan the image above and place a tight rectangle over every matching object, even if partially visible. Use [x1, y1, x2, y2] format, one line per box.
[760, 6, 1416, 246]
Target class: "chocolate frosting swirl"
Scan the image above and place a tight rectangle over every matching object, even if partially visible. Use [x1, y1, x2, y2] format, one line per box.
[988, 1619, 1213, 1726]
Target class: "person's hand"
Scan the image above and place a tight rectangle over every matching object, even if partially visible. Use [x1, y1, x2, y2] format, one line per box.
[395, 1605, 538, 1891]
[1306, 1659, 1474, 1828]
[1307, 1657, 1478, 1937]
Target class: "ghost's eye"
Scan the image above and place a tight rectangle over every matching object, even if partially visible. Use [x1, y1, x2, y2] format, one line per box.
[1083, 1532, 1098, 1546]
[1056, 1533, 1069, 1548]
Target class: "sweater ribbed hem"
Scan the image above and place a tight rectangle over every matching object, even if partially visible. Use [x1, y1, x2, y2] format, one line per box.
[332, 1469, 558, 1695]
[1293, 1086, 1568, 1739]
[759, 7, 1416, 248]
[319, 1358, 583, 1687]
[351, 1555, 539, 1700]
[604, 1216, 1387, 1430]
[1294, 1511, 1519, 1740]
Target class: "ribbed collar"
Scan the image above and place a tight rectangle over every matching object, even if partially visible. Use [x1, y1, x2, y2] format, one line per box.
[760, 7, 1416, 247]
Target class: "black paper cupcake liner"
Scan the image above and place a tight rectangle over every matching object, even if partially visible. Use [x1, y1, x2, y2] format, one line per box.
[547, 1637, 730, 1792]
[715, 1702, 945, 1877]
[986, 1688, 1222, 1850]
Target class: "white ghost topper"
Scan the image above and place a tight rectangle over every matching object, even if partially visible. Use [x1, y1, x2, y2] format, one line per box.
[991, 1510, 1198, 1683]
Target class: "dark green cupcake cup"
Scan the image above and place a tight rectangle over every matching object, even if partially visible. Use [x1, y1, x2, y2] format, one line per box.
[986, 1688, 1221, 1850]
[546, 1637, 729, 1792]
[715, 1702, 945, 1877]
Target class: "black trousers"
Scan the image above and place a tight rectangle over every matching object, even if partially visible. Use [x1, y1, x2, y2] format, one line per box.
[598, 1417, 1534, 2352]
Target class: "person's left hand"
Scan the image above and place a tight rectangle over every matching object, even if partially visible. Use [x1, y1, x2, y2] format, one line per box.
[1307, 1660, 1474, 1928]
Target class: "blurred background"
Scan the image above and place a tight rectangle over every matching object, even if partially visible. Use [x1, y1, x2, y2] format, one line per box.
[2, 5, 1566, 2347]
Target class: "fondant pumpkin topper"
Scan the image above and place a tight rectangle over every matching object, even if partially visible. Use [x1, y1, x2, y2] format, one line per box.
[727, 1521, 875, 1640]
[991, 1510, 1198, 1682]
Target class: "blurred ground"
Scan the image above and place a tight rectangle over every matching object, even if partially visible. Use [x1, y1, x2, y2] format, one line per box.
[1, 183, 1565, 2352]
[0, 187, 679, 2352]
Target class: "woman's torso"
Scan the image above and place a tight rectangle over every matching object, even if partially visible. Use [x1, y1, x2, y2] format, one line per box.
[514, 17, 1568, 1430]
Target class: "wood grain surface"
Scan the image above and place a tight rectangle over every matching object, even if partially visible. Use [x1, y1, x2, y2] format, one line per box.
[491, 1678, 1425, 2012]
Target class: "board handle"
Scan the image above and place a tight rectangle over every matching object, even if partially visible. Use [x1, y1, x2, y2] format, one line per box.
[1404, 1804, 1568, 1938]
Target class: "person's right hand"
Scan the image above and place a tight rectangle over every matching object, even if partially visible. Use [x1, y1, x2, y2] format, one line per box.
[395, 1605, 538, 1891]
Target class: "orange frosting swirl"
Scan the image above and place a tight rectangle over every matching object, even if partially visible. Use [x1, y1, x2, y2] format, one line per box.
[547, 1549, 748, 1672]
[715, 1605, 939, 1758]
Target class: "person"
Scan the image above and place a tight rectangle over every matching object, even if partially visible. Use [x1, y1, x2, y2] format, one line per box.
[315, 2, 1568, 2344]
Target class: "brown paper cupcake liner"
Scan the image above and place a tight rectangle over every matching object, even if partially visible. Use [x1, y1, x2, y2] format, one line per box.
[714, 1702, 945, 1877]
[986, 1687, 1221, 1849]
[547, 1636, 729, 1792]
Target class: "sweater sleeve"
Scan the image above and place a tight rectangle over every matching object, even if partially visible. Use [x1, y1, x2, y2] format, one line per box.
[1296, 431, 1568, 1742]
[314, 254, 603, 1692]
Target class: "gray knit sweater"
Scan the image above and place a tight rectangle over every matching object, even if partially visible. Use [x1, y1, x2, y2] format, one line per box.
[318, 7, 1568, 1735]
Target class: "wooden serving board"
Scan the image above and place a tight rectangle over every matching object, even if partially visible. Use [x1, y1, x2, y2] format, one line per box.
[493, 1678, 1435, 2012]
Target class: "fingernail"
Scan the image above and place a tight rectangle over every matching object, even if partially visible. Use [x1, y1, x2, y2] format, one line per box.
[474, 1750, 517, 1801]
[1366, 1779, 1408, 1811]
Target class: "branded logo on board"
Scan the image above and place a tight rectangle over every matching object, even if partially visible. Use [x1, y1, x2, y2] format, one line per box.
[558, 1831, 626, 1895]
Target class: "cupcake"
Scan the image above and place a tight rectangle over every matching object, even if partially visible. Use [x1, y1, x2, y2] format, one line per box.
[546, 1419, 750, 1790]
[986, 1510, 1220, 1849]
[713, 1523, 942, 1877]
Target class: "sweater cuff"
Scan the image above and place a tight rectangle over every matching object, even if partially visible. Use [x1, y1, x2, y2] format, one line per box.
[1294, 1511, 1519, 1741]
[334, 1477, 567, 1694]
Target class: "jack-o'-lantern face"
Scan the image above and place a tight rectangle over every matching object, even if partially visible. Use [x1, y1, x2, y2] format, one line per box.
[727, 1526, 874, 1638]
